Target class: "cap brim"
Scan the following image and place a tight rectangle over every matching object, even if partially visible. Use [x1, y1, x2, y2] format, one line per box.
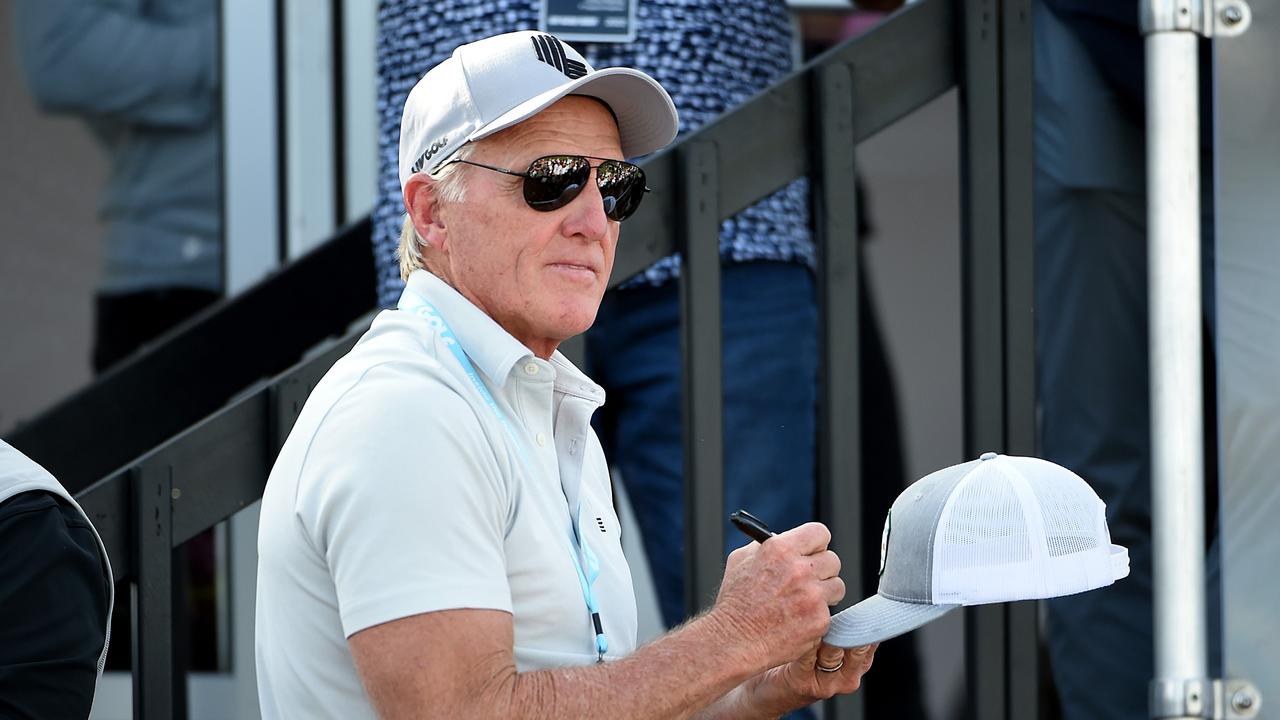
[823, 594, 959, 648]
[1110, 543, 1130, 581]
[463, 67, 679, 161]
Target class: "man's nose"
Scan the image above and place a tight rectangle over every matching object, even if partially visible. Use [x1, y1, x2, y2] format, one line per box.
[561, 174, 609, 240]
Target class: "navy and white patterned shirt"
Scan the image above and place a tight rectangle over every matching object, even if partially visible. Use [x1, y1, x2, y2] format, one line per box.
[373, 0, 813, 306]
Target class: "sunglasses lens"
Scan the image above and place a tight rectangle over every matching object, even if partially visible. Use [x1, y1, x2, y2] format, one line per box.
[523, 155, 590, 211]
[521, 156, 646, 221]
[597, 161, 646, 221]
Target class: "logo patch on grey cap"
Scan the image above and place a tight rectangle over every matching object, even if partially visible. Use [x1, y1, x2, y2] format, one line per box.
[879, 510, 892, 577]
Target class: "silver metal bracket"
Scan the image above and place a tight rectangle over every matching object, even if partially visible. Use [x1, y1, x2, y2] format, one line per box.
[1150, 678, 1263, 719]
[1140, 0, 1251, 37]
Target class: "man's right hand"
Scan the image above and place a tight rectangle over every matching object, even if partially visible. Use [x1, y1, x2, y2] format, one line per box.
[709, 522, 846, 672]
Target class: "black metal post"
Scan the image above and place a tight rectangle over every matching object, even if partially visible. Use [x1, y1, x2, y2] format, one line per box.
[811, 61, 864, 720]
[961, 0, 1007, 709]
[999, 0, 1039, 716]
[679, 140, 725, 615]
[961, 0, 1008, 717]
[960, 0, 1039, 718]
[1000, 0, 1036, 455]
[329, 0, 347, 228]
[133, 463, 175, 720]
[274, 0, 290, 266]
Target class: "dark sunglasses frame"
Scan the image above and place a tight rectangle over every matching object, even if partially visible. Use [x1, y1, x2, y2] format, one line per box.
[444, 154, 650, 222]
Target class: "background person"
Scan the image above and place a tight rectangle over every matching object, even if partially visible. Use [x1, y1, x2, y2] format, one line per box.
[12, 0, 222, 373]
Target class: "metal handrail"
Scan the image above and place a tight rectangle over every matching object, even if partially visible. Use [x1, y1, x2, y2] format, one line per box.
[8, 217, 377, 495]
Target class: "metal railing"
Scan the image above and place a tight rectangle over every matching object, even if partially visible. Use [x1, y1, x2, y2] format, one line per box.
[7, 217, 377, 495]
[56, 0, 1039, 717]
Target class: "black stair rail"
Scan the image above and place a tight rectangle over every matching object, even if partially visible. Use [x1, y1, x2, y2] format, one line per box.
[812, 60, 864, 719]
[67, 0, 1041, 717]
[7, 217, 377, 494]
[78, 334, 358, 719]
[960, 0, 1039, 718]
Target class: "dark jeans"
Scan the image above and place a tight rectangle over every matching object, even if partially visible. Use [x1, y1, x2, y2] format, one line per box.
[93, 287, 220, 373]
[587, 261, 925, 719]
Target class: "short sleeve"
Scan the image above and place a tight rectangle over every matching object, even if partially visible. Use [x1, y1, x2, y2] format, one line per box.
[0, 491, 110, 719]
[293, 363, 515, 638]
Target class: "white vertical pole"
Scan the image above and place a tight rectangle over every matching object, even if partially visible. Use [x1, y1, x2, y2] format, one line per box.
[223, 0, 281, 294]
[1145, 22, 1208, 720]
[283, 0, 338, 259]
[341, 0, 379, 224]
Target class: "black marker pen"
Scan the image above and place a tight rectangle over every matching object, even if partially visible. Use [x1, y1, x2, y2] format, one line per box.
[729, 509, 776, 544]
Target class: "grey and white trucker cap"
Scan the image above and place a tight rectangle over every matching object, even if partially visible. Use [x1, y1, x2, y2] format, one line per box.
[824, 453, 1130, 648]
[398, 31, 679, 189]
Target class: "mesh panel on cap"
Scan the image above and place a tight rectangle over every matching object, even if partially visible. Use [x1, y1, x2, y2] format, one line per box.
[935, 462, 1032, 572]
[932, 456, 1121, 605]
[1021, 462, 1104, 558]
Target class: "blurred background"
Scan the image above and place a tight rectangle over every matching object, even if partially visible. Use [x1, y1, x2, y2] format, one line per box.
[1, 0, 1275, 718]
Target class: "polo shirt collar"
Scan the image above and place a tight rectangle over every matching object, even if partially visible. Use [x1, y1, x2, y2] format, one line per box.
[548, 351, 606, 405]
[404, 270, 532, 389]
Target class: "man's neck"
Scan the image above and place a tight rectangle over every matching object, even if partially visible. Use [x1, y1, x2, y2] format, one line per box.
[429, 268, 559, 360]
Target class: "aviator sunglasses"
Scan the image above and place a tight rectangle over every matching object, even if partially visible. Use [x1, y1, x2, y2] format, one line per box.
[445, 154, 649, 222]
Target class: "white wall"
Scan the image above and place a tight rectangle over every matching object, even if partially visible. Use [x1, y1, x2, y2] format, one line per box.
[0, 6, 107, 435]
[1216, 1, 1280, 706]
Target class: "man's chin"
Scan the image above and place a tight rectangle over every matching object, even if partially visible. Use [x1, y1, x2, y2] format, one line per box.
[550, 303, 601, 343]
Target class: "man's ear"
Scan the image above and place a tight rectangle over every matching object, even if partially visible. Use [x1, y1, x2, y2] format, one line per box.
[403, 174, 448, 253]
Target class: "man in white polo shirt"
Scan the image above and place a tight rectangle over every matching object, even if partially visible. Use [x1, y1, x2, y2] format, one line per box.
[255, 31, 875, 719]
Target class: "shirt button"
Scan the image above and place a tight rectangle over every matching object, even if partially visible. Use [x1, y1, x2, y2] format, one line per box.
[535, 433, 547, 447]
[524, 363, 539, 376]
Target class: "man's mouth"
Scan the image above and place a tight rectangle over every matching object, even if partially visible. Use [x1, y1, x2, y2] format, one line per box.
[547, 261, 599, 277]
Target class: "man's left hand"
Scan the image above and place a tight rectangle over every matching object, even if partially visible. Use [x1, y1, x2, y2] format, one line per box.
[745, 641, 878, 715]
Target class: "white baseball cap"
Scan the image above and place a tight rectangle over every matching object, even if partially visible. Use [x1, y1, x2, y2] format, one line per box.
[823, 453, 1130, 648]
[397, 31, 679, 189]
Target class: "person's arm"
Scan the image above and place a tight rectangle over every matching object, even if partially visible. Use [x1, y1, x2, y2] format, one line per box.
[0, 491, 110, 720]
[12, 0, 216, 128]
[349, 524, 860, 720]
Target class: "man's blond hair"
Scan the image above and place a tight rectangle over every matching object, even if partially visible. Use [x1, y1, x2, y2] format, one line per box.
[398, 143, 475, 280]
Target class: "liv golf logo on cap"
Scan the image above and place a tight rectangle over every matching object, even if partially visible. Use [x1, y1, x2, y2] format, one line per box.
[531, 35, 588, 79]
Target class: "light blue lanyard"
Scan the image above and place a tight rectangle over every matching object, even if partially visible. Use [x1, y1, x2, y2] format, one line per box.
[398, 288, 608, 661]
